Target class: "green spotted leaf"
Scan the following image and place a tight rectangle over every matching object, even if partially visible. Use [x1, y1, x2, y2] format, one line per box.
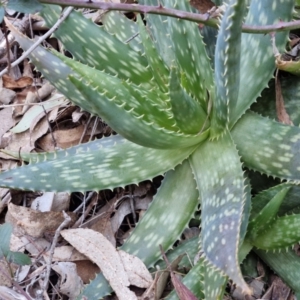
[122, 160, 199, 266]
[232, 111, 300, 181]
[250, 183, 300, 217]
[230, 0, 294, 127]
[255, 249, 300, 295]
[247, 187, 290, 240]
[69, 74, 209, 149]
[137, 15, 169, 92]
[189, 131, 250, 293]
[169, 67, 209, 134]
[253, 214, 300, 249]
[40, 5, 153, 88]
[166, 257, 205, 300]
[165, 0, 214, 108]
[81, 161, 199, 299]
[102, 11, 142, 53]
[0, 136, 196, 192]
[203, 259, 227, 300]
[139, 0, 175, 67]
[211, 0, 246, 137]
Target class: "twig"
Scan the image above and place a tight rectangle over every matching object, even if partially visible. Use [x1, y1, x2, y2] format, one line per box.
[42, 211, 71, 293]
[0, 6, 73, 77]
[38, 0, 300, 34]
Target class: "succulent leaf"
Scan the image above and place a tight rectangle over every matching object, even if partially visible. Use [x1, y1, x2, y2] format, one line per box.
[253, 214, 300, 249]
[169, 67, 209, 134]
[40, 5, 154, 87]
[122, 160, 199, 266]
[165, 0, 214, 108]
[189, 130, 249, 293]
[250, 183, 300, 217]
[0, 136, 196, 192]
[211, 0, 246, 137]
[203, 259, 227, 300]
[247, 187, 290, 240]
[166, 257, 205, 300]
[255, 248, 300, 295]
[232, 111, 300, 181]
[139, 0, 175, 67]
[69, 73, 209, 149]
[230, 0, 294, 127]
[137, 15, 169, 92]
[81, 161, 200, 299]
[102, 11, 143, 53]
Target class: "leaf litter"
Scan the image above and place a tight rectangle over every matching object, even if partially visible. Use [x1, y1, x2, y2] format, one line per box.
[0, 4, 296, 300]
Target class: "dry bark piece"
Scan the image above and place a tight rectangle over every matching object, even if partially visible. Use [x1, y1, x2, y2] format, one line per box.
[6, 203, 76, 238]
[61, 228, 153, 300]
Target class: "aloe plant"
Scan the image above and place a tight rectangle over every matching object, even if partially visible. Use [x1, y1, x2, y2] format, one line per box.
[2, 0, 300, 298]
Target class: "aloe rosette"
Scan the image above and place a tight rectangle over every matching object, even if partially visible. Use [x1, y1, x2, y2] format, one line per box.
[1, 0, 300, 298]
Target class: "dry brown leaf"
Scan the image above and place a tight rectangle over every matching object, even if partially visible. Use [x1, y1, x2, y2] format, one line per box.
[0, 259, 12, 286]
[0, 107, 14, 143]
[21, 82, 55, 114]
[2, 74, 33, 89]
[74, 260, 100, 283]
[90, 212, 116, 247]
[43, 245, 88, 263]
[3, 108, 55, 153]
[51, 192, 70, 212]
[6, 203, 76, 238]
[61, 228, 153, 300]
[38, 125, 89, 151]
[52, 262, 84, 300]
[0, 286, 28, 300]
[119, 250, 153, 288]
[161, 247, 197, 300]
[275, 72, 293, 125]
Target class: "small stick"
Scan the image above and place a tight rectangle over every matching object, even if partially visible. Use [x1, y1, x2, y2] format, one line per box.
[42, 211, 71, 293]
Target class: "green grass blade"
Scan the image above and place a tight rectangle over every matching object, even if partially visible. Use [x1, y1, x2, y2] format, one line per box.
[189, 131, 250, 293]
[0, 136, 196, 192]
[232, 111, 300, 181]
[211, 0, 246, 137]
